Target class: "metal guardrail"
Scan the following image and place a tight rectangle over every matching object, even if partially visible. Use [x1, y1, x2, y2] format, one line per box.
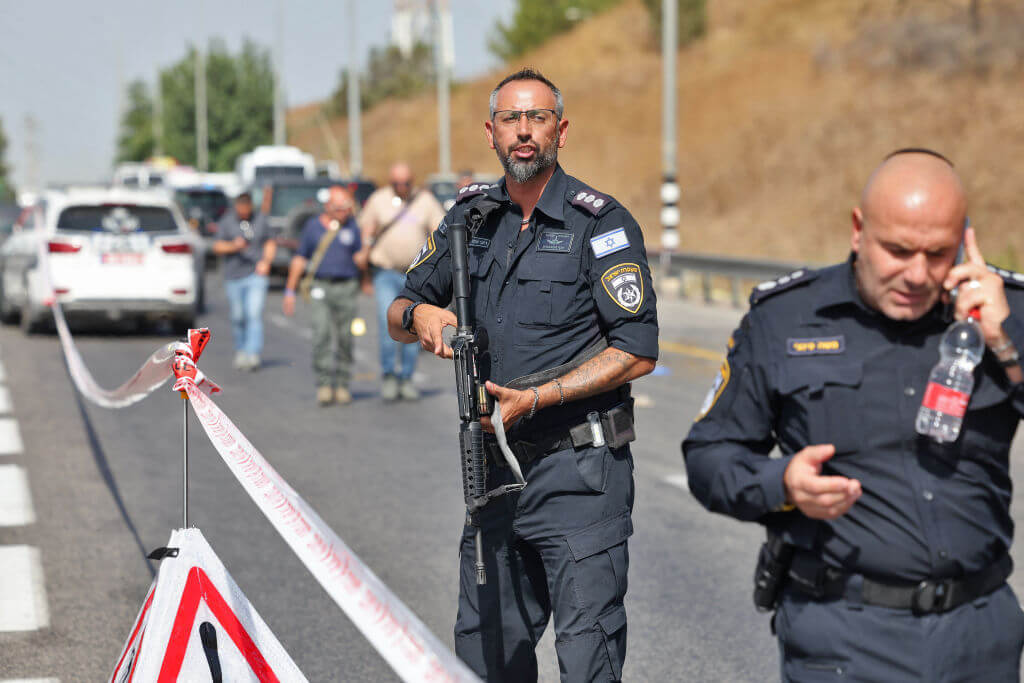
[648, 249, 810, 308]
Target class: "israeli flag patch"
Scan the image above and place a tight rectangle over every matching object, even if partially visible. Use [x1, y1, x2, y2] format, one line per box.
[590, 227, 630, 259]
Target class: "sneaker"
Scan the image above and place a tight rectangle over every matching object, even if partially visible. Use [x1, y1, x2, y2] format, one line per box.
[398, 380, 420, 401]
[381, 374, 399, 401]
[316, 386, 334, 406]
[246, 353, 261, 371]
[233, 350, 248, 369]
[334, 387, 352, 405]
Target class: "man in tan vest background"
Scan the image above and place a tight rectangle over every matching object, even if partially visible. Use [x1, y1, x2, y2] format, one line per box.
[356, 162, 445, 401]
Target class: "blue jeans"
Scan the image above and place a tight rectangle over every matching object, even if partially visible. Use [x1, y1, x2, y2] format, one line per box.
[224, 273, 268, 354]
[373, 268, 419, 380]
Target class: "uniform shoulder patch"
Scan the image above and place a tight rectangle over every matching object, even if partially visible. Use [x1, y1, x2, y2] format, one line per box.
[567, 185, 615, 216]
[455, 183, 495, 204]
[600, 262, 644, 314]
[987, 263, 1024, 289]
[749, 268, 818, 306]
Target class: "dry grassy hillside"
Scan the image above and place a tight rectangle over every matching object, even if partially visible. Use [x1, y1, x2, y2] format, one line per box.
[288, 0, 1024, 267]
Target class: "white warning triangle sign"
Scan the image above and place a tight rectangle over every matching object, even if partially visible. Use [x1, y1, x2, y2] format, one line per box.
[110, 528, 307, 682]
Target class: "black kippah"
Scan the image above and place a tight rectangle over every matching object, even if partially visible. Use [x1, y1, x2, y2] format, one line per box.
[883, 147, 954, 167]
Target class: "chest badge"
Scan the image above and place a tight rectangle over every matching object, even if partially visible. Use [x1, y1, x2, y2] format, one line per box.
[537, 230, 574, 253]
[787, 336, 846, 356]
[601, 263, 644, 314]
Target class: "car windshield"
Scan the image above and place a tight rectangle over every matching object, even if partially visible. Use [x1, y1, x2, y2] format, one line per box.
[254, 166, 306, 181]
[269, 184, 333, 217]
[57, 205, 179, 233]
[174, 190, 228, 220]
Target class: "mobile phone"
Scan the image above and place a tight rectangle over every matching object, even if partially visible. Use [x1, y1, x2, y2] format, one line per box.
[947, 217, 969, 313]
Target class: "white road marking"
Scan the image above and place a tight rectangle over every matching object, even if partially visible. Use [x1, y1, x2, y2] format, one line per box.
[662, 473, 689, 491]
[0, 418, 24, 455]
[0, 385, 13, 414]
[0, 465, 35, 526]
[0, 546, 50, 631]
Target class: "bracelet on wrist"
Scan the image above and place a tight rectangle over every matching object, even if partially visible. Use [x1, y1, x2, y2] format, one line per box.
[527, 386, 540, 420]
[555, 378, 564, 406]
[992, 337, 1014, 355]
[284, 289, 296, 298]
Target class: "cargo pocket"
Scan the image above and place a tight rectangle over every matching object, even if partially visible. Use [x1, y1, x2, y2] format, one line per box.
[572, 445, 610, 493]
[779, 361, 864, 455]
[565, 513, 632, 680]
[513, 252, 581, 347]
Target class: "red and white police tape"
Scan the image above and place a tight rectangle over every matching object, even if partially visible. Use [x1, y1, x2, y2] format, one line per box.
[35, 205, 477, 680]
[172, 366, 479, 682]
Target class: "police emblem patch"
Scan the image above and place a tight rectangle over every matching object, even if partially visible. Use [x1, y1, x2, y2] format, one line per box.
[697, 358, 731, 420]
[601, 263, 644, 314]
[406, 234, 436, 273]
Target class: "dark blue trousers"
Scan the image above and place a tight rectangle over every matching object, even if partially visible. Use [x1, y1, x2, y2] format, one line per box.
[454, 444, 635, 682]
[776, 582, 1024, 682]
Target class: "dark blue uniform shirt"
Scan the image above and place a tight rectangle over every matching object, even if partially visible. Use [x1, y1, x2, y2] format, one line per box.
[684, 257, 1024, 582]
[296, 215, 362, 280]
[399, 165, 659, 436]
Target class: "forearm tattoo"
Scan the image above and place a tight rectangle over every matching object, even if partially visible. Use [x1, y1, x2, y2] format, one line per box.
[556, 347, 640, 403]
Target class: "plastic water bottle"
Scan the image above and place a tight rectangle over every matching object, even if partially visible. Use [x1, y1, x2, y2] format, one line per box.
[916, 310, 984, 443]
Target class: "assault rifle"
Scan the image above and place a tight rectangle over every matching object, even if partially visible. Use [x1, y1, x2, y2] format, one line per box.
[449, 217, 525, 585]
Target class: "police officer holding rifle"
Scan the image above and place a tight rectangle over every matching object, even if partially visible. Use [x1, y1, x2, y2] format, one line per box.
[387, 68, 658, 682]
[684, 149, 1024, 681]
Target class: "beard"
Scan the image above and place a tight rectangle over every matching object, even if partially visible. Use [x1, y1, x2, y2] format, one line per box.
[496, 136, 558, 184]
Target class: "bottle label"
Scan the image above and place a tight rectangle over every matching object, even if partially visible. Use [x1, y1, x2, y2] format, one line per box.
[922, 382, 970, 418]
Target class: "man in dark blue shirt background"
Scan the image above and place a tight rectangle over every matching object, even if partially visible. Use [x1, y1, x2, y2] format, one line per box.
[684, 150, 1024, 681]
[283, 186, 362, 406]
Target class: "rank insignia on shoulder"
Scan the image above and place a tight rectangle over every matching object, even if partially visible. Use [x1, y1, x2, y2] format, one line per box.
[749, 268, 818, 305]
[568, 187, 614, 216]
[601, 262, 644, 314]
[406, 234, 436, 273]
[455, 183, 494, 203]
[787, 336, 845, 356]
[591, 227, 630, 259]
[987, 264, 1024, 288]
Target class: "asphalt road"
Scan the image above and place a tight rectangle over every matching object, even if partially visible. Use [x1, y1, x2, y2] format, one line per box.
[0, 275, 1022, 682]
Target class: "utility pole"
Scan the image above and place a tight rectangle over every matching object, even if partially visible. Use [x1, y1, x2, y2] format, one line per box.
[195, 45, 208, 172]
[346, 0, 362, 177]
[273, 0, 286, 145]
[660, 0, 680, 273]
[23, 114, 40, 196]
[433, 0, 453, 176]
[154, 76, 164, 157]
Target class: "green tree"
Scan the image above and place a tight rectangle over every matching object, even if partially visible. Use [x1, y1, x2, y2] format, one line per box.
[326, 41, 436, 116]
[0, 116, 13, 201]
[641, 0, 707, 48]
[115, 79, 156, 163]
[487, 0, 622, 61]
[153, 39, 274, 171]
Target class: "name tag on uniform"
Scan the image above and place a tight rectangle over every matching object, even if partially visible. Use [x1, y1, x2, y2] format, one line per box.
[590, 227, 629, 259]
[787, 336, 845, 355]
[537, 230, 574, 253]
[469, 237, 491, 249]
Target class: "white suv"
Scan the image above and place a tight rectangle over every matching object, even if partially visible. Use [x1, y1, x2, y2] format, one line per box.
[2, 187, 200, 333]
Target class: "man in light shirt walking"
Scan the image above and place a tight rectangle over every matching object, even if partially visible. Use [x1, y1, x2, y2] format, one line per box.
[356, 162, 445, 401]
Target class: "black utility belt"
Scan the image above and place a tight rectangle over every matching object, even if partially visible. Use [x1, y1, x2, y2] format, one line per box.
[314, 275, 355, 283]
[485, 403, 636, 468]
[788, 552, 1012, 615]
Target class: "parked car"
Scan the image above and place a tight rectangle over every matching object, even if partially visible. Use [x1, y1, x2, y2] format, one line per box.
[0, 187, 200, 333]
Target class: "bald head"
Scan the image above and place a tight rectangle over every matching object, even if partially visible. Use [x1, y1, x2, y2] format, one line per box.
[859, 152, 966, 233]
[324, 185, 354, 223]
[851, 151, 968, 321]
[389, 162, 413, 200]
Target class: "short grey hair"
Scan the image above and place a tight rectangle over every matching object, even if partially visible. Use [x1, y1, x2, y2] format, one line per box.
[489, 68, 564, 119]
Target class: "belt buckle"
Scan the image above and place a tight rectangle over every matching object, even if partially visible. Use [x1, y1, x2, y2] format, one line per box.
[911, 578, 952, 615]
